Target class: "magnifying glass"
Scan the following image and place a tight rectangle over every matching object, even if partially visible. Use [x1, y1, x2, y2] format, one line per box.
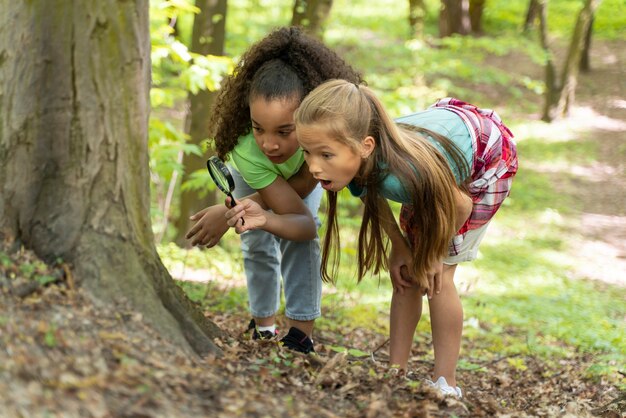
[207, 156, 244, 225]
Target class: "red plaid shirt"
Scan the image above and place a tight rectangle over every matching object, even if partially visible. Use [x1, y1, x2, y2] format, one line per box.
[400, 98, 518, 256]
[431, 98, 518, 235]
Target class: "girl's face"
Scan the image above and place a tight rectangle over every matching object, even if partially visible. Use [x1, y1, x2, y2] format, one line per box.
[298, 125, 373, 192]
[250, 97, 300, 164]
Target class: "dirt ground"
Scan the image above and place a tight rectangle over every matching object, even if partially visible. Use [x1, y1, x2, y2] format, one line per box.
[1, 40, 624, 417]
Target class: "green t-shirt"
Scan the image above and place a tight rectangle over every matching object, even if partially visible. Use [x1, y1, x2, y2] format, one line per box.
[347, 108, 473, 203]
[230, 133, 305, 190]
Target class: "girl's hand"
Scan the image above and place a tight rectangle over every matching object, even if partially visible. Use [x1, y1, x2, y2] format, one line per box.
[426, 260, 444, 299]
[225, 197, 267, 234]
[389, 239, 414, 294]
[185, 205, 229, 247]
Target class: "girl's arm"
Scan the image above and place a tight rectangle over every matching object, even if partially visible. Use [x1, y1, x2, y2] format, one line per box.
[186, 192, 270, 247]
[378, 197, 408, 249]
[225, 175, 317, 241]
[231, 163, 318, 208]
[188, 168, 320, 246]
[453, 186, 473, 231]
[423, 187, 472, 296]
[380, 186, 471, 296]
[377, 198, 415, 293]
[186, 205, 230, 247]
[286, 162, 320, 199]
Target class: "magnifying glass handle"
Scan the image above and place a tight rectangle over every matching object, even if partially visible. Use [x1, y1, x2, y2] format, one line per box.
[227, 193, 245, 225]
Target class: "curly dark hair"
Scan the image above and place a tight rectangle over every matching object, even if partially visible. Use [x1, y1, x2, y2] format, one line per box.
[208, 26, 363, 160]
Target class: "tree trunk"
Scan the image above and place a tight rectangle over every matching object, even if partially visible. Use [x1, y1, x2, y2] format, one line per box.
[0, 0, 223, 356]
[524, 0, 540, 32]
[408, 0, 427, 39]
[439, 0, 471, 37]
[291, 0, 334, 40]
[536, 0, 559, 121]
[580, 15, 594, 72]
[542, 0, 601, 121]
[469, 0, 485, 34]
[173, 0, 227, 245]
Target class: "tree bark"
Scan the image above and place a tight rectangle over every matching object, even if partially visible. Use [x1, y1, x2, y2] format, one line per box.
[291, 0, 334, 40]
[439, 0, 471, 37]
[542, 0, 601, 121]
[469, 0, 486, 34]
[173, 0, 227, 245]
[408, 0, 427, 39]
[536, 0, 559, 121]
[0, 0, 223, 356]
[524, 0, 541, 32]
[580, 15, 594, 72]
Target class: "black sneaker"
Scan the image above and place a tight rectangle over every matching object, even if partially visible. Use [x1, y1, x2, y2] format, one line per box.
[246, 318, 278, 340]
[280, 327, 315, 354]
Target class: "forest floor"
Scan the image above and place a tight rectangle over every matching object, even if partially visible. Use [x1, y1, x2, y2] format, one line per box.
[1, 40, 625, 417]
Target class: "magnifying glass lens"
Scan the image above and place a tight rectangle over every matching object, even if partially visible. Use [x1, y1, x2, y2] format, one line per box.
[207, 157, 244, 225]
[209, 165, 231, 193]
[207, 157, 234, 193]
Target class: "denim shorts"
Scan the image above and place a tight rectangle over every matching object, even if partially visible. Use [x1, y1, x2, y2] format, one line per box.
[230, 166, 323, 321]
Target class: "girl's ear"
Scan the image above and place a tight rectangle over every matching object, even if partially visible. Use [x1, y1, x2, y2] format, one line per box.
[360, 136, 376, 159]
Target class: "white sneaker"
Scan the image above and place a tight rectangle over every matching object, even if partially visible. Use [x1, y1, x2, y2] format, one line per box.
[425, 376, 463, 398]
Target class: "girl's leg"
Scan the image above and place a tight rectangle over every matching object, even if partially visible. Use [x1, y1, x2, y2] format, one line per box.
[280, 233, 321, 336]
[240, 226, 281, 325]
[230, 166, 281, 326]
[389, 286, 423, 370]
[280, 184, 323, 337]
[428, 263, 463, 386]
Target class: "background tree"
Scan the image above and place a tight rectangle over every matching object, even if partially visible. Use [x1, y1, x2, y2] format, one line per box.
[408, 0, 427, 39]
[540, 0, 601, 121]
[469, 0, 486, 34]
[439, 0, 471, 37]
[173, 0, 229, 245]
[0, 0, 223, 356]
[291, 0, 334, 39]
[580, 14, 594, 72]
[524, 0, 541, 32]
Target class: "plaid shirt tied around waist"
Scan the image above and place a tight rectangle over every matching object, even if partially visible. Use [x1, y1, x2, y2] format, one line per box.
[400, 98, 518, 256]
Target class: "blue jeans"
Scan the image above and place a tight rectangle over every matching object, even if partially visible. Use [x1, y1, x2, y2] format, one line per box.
[230, 167, 323, 321]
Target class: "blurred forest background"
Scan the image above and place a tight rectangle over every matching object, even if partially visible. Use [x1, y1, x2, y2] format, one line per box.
[1, 0, 624, 416]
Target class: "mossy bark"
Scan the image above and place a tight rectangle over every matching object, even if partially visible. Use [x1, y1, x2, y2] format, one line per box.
[0, 0, 223, 356]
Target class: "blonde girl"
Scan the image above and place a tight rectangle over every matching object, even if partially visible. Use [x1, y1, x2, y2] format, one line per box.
[293, 79, 517, 396]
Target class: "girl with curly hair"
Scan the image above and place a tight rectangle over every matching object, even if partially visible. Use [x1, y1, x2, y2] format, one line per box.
[186, 27, 362, 353]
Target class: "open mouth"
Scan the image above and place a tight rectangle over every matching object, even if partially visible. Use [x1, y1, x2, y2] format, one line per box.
[319, 179, 332, 190]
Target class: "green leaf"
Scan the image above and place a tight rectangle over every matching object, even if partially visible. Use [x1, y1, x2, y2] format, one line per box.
[181, 170, 213, 196]
[44, 327, 57, 348]
[328, 345, 348, 354]
[36, 275, 58, 286]
[347, 348, 370, 358]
